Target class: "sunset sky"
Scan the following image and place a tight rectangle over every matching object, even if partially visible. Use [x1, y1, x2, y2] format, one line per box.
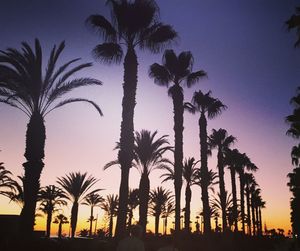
[0, 0, 299, 236]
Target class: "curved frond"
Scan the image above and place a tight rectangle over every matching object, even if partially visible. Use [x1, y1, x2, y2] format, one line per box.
[92, 43, 123, 64]
[149, 63, 171, 87]
[186, 70, 207, 88]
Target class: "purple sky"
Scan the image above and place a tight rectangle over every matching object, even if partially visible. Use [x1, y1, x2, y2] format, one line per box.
[0, 0, 299, 233]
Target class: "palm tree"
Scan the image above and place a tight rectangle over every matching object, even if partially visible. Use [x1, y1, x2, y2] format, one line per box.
[82, 192, 104, 237]
[57, 172, 100, 238]
[182, 157, 199, 233]
[53, 213, 69, 238]
[149, 186, 172, 236]
[161, 201, 175, 235]
[0, 163, 16, 197]
[104, 130, 171, 234]
[209, 128, 236, 232]
[149, 50, 206, 232]
[38, 185, 68, 237]
[236, 153, 258, 234]
[101, 194, 119, 238]
[0, 40, 102, 235]
[185, 90, 226, 233]
[250, 183, 260, 236]
[224, 148, 241, 232]
[127, 188, 139, 230]
[86, 0, 177, 238]
[286, 7, 300, 47]
[244, 172, 256, 235]
[210, 191, 233, 231]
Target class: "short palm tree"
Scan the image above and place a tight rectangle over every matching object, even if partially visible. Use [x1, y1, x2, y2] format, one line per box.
[38, 185, 68, 237]
[149, 186, 172, 236]
[86, 0, 177, 238]
[209, 128, 236, 232]
[185, 90, 226, 233]
[57, 172, 100, 238]
[149, 50, 207, 232]
[82, 192, 104, 236]
[53, 213, 69, 238]
[101, 194, 119, 238]
[182, 157, 199, 233]
[0, 163, 16, 197]
[0, 39, 102, 235]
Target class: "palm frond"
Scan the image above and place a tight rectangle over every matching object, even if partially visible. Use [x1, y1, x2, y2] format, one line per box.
[149, 63, 171, 86]
[186, 70, 207, 88]
[92, 43, 123, 64]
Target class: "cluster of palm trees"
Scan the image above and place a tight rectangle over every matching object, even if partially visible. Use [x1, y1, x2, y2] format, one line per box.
[0, 0, 268, 239]
[285, 6, 300, 241]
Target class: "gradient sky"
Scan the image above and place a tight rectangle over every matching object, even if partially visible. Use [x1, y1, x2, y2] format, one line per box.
[0, 0, 299, 235]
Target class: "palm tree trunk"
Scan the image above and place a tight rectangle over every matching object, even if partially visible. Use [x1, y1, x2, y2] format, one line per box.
[172, 84, 184, 234]
[115, 46, 138, 239]
[128, 210, 133, 230]
[251, 196, 256, 236]
[199, 113, 211, 233]
[155, 214, 160, 236]
[229, 167, 238, 232]
[109, 213, 114, 238]
[217, 149, 227, 232]
[184, 185, 191, 233]
[58, 221, 62, 238]
[255, 205, 260, 235]
[138, 173, 150, 235]
[89, 206, 94, 237]
[71, 201, 79, 238]
[258, 206, 262, 236]
[239, 171, 246, 234]
[20, 112, 45, 237]
[46, 210, 52, 237]
[245, 184, 252, 235]
[164, 217, 168, 235]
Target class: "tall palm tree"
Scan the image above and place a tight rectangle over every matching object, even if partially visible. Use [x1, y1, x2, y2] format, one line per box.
[57, 172, 100, 238]
[209, 128, 236, 232]
[149, 186, 172, 236]
[182, 157, 199, 233]
[236, 153, 258, 234]
[224, 148, 241, 233]
[101, 194, 119, 238]
[53, 213, 69, 238]
[86, 0, 177, 238]
[0, 40, 103, 235]
[38, 185, 68, 237]
[244, 172, 256, 235]
[257, 197, 266, 236]
[0, 163, 16, 196]
[185, 90, 226, 233]
[82, 192, 104, 236]
[249, 183, 260, 236]
[149, 50, 206, 232]
[161, 200, 175, 235]
[127, 188, 139, 230]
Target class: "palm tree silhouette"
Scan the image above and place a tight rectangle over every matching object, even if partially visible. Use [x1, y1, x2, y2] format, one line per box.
[209, 128, 236, 232]
[0, 163, 16, 197]
[161, 200, 175, 235]
[182, 157, 199, 233]
[244, 172, 256, 235]
[224, 148, 242, 233]
[82, 192, 104, 237]
[57, 172, 100, 238]
[236, 153, 257, 234]
[101, 194, 119, 238]
[104, 129, 171, 234]
[38, 185, 67, 237]
[86, 0, 177, 238]
[53, 213, 69, 238]
[5, 175, 25, 208]
[286, 7, 300, 47]
[185, 90, 226, 233]
[127, 188, 139, 230]
[0, 40, 102, 235]
[149, 186, 172, 236]
[149, 50, 206, 232]
[250, 184, 261, 236]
